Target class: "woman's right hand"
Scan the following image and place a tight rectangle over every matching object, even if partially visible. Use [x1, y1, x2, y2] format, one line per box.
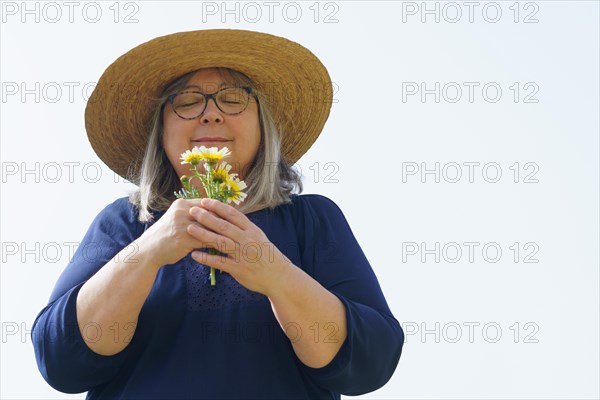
[75, 198, 210, 356]
[137, 198, 211, 268]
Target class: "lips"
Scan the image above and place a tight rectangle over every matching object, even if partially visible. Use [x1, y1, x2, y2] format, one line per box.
[192, 137, 230, 143]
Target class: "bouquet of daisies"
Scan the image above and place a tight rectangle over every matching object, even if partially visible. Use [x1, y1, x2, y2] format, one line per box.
[175, 146, 247, 285]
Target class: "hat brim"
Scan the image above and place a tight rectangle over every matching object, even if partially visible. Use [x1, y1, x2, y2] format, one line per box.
[84, 29, 333, 182]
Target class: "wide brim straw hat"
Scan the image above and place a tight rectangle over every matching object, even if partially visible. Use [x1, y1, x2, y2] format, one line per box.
[84, 29, 333, 183]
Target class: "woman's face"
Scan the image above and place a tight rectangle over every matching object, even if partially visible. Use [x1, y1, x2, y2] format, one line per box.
[162, 68, 261, 182]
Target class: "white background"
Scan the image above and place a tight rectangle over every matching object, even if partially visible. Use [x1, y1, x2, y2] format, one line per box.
[1, 1, 599, 399]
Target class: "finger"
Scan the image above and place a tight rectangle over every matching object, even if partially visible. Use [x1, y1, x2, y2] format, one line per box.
[198, 198, 253, 231]
[177, 198, 207, 208]
[184, 198, 206, 205]
[191, 250, 236, 274]
[174, 198, 210, 222]
[187, 223, 239, 256]
[189, 206, 245, 242]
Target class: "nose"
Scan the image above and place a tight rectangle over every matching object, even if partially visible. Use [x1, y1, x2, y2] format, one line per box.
[200, 97, 223, 124]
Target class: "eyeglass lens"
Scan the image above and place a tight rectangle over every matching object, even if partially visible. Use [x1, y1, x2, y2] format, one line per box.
[171, 87, 249, 118]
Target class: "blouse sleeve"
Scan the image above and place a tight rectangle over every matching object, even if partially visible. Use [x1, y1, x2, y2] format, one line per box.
[31, 197, 144, 393]
[295, 194, 404, 395]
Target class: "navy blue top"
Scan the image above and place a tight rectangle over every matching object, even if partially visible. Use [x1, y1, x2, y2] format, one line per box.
[32, 194, 404, 399]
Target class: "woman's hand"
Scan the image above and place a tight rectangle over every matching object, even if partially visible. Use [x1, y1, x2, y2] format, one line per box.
[188, 198, 292, 296]
[137, 198, 211, 267]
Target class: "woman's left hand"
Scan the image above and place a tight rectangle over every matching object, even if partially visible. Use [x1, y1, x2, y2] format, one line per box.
[187, 198, 291, 296]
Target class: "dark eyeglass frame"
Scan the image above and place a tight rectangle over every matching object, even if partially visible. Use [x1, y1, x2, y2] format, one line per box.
[166, 86, 257, 120]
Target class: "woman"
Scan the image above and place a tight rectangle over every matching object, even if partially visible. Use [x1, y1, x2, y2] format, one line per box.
[32, 29, 404, 399]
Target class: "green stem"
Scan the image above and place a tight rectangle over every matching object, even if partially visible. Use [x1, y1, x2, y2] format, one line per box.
[206, 163, 214, 199]
[190, 161, 222, 286]
[208, 248, 218, 286]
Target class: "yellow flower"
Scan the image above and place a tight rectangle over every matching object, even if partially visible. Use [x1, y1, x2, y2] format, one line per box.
[180, 147, 204, 165]
[223, 177, 248, 205]
[198, 146, 232, 164]
[212, 162, 234, 184]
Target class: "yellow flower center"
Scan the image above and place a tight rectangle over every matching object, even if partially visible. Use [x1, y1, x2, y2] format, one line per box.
[203, 154, 223, 162]
[184, 153, 204, 165]
[226, 179, 242, 192]
[212, 169, 229, 183]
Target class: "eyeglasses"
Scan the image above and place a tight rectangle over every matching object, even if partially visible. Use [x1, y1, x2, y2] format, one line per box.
[166, 86, 255, 120]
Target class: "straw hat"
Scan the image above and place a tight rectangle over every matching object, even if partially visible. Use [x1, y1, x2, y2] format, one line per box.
[84, 29, 333, 183]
